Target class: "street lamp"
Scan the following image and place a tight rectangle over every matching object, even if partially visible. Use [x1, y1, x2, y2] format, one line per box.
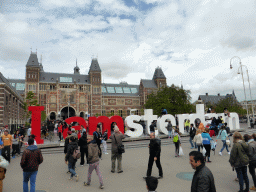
[230, 56, 250, 128]
[237, 65, 255, 121]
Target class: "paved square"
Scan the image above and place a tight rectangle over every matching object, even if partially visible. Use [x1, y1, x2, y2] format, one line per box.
[3, 138, 250, 192]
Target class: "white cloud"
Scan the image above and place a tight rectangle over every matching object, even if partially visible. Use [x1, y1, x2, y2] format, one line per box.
[40, 0, 91, 9]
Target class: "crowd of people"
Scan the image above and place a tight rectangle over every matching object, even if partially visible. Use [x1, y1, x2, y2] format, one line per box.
[1, 114, 256, 192]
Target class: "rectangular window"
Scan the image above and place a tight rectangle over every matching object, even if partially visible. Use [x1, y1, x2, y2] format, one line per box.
[131, 88, 138, 93]
[102, 86, 107, 93]
[16, 83, 25, 90]
[123, 87, 131, 93]
[118, 110, 123, 117]
[107, 87, 115, 93]
[115, 87, 123, 93]
[110, 110, 114, 115]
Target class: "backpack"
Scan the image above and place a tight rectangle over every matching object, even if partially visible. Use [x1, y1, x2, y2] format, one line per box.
[173, 135, 179, 143]
[72, 147, 81, 159]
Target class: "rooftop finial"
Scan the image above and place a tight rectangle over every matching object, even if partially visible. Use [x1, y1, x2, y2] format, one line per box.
[30, 47, 32, 53]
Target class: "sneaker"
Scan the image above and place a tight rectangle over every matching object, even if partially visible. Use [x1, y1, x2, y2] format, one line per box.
[84, 182, 90, 186]
[99, 185, 104, 189]
[12, 155, 15, 159]
[69, 176, 73, 180]
[219, 152, 222, 156]
[207, 161, 212, 163]
[66, 171, 71, 174]
[117, 170, 123, 173]
[75, 175, 79, 182]
[228, 152, 230, 155]
[158, 176, 163, 179]
[80, 164, 84, 167]
[250, 186, 256, 191]
[143, 177, 147, 180]
[190, 147, 194, 149]
[111, 170, 115, 173]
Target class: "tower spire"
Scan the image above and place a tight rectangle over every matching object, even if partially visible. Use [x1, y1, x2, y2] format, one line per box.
[76, 58, 77, 67]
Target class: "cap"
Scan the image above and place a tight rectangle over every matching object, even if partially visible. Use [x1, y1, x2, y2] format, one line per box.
[71, 128, 75, 132]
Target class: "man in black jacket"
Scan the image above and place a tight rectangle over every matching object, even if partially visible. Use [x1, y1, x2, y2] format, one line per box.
[189, 151, 216, 192]
[78, 131, 88, 166]
[93, 127, 103, 159]
[144, 132, 163, 179]
[189, 124, 196, 149]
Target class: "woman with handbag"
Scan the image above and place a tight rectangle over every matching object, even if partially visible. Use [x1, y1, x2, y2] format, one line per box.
[193, 130, 203, 152]
[201, 128, 212, 163]
[229, 132, 250, 192]
[217, 126, 230, 156]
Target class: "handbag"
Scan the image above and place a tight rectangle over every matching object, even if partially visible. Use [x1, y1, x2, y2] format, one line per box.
[226, 136, 231, 145]
[202, 147, 206, 156]
[114, 135, 125, 154]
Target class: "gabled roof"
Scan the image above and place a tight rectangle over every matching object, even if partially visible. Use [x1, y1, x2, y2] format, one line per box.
[153, 67, 166, 79]
[198, 93, 237, 105]
[0, 73, 23, 100]
[141, 79, 158, 89]
[89, 59, 101, 73]
[39, 72, 90, 84]
[26, 53, 40, 67]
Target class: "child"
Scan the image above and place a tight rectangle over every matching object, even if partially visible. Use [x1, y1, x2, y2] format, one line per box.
[173, 129, 181, 157]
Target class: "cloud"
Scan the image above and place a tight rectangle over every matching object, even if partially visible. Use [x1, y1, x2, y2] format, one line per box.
[40, 0, 91, 9]
[222, 35, 256, 51]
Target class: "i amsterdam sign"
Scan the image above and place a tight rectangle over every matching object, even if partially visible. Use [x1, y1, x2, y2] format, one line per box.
[28, 104, 240, 144]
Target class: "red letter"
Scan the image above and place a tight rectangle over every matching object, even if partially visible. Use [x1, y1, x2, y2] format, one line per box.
[63, 117, 87, 139]
[28, 106, 44, 144]
[88, 116, 124, 138]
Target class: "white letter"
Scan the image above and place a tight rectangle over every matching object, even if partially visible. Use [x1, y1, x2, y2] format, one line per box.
[141, 109, 158, 135]
[125, 115, 143, 138]
[157, 114, 176, 135]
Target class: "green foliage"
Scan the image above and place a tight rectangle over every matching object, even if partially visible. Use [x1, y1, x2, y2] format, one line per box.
[214, 97, 247, 116]
[95, 113, 99, 117]
[144, 85, 195, 116]
[41, 111, 47, 122]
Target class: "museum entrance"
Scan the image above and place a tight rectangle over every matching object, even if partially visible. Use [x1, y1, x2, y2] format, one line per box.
[61, 107, 76, 120]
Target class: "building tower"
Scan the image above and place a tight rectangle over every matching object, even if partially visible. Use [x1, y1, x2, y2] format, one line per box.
[74, 59, 80, 75]
[153, 67, 166, 89]
[88, 58, 102, 116]
[25, 52, 40, 100]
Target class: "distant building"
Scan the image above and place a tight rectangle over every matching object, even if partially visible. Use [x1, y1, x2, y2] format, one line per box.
[7, 52, 167, 120]
[0, 73, 25, 129]
[198, 91, 237, 112]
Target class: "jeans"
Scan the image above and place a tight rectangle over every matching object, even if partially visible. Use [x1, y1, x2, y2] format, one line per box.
[68, 162, 76, 177]
[236, 166, 249, 191]
[189, 137, 194, 148]
[168, 131, 172, 138]
[220, 140, 229, 153]
[102, 140, 107, 154]
[23, 171, 38, 192]
[48, 131, 54, 142]
[249, 161, 256, 187]
[111, 152, 122, 172]
[87, 161, 103, 185]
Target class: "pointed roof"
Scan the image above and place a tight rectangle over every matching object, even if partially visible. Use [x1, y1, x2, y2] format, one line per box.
[152, 67, 166, 79]
[74, 58, 80, 75]
[26, 52, 40, 67]
[89, 58, 101, 73]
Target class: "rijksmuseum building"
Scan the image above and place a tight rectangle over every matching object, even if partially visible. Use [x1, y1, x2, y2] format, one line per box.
[3, 52, 167, 125]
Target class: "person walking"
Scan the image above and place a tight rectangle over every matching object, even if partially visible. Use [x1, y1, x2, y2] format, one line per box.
[193, 130, 203, 152]
[20, 138, 43, 192]
[247, 135, 256, 191]
[84, 135, 104, 189]
[0, 155, 8, 192]
[150, 121, 156, 133]
[217, 126, 230, 156]
[93, 127, 103, 159]
[173, 128, 181, 157]
[65, 136, 79, 181]
[1, 130, 12, 162]
[143, 132, 163, 179]
[78, 131, 88, 166]
[185, 119, 190, 133]
[109, 126, 125, 173]
[102, 129, 108, 154]
[189, 151, 216, 192]
[41, 124, 47, 139]
[47, 120, 54, 142]
[11, 131, 19, 159]
[229, 132, 250, 192]
[189, 124, 196, 149]
[201, 128, 212, 163]
[58, 122, 62, 141]
[166, 121, 173, 139]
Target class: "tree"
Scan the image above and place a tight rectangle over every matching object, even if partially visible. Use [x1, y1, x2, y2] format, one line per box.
[214, 97, 247, 116]
[144, 85, 195, 116]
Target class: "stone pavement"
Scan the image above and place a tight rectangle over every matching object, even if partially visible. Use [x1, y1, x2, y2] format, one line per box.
[3, 134, 254, 192]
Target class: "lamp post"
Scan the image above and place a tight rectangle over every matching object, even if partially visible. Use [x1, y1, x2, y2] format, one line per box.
[230, 56, 250, 128]
[237, 65, 255, 122]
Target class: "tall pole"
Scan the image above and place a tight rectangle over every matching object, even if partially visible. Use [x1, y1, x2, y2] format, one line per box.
[230, 56, 250, 128]
[240, 64, 250, 128]
[246, 69, 255, 121]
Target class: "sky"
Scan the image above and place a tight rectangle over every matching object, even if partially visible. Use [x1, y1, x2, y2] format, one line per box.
[0, 0, 256, 102]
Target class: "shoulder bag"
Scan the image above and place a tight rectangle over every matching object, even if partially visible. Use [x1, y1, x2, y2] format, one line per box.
[114, 135, 125, 154]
